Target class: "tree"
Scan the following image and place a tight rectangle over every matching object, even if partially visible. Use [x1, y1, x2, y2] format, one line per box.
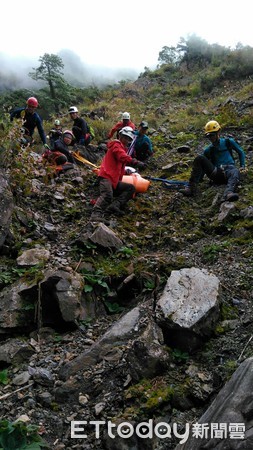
[29, 53, 73, 113]
[158, 46, 180, 67]
[177, 35, 212, 70]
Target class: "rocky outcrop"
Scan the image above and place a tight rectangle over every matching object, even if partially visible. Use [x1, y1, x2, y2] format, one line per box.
[156, 267, 220, 351]
[0, 169, 14, 248]
[76, 222, 123, 250]
[16, 248, 50, 267]
[56, 301, 171, 403]
[175, 356, 253, 449]
[0, 269, 84, 333]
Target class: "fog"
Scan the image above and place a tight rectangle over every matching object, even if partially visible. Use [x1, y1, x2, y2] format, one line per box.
[0, 50, 140, 92]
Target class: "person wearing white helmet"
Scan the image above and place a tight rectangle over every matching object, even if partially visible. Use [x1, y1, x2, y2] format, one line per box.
[68, 106, 89, 145]
[180, 120, 246, 202]
[90, 126, 145, 223]
[108, 111, 136, 139]
[48, 119, 63, 148]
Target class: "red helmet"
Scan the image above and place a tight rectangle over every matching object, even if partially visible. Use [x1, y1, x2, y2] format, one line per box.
[27, 97, 39, 107]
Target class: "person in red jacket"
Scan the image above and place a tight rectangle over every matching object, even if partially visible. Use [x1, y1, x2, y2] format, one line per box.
[90, 127, 145, 223]
[108, 112, 136, 139]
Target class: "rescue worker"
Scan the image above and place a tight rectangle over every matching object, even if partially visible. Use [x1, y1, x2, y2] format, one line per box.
[10, 97, 47, 147]
[108, 112, 136, 139]
[53, 130, 76, 163]
[179, 120, 246, 202]
[131, 121, 153, 162]
[48, 119, 63, 148]
[68, 106, 89, 146]
[90, 126, 145, 223]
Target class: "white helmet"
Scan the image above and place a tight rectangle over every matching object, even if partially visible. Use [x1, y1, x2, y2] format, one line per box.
[119, 126, 134, 140]
[63, 129, 74, 138]
[69, 106, 78, 113]
[54, 119, 61, 126]
[122, 112, 130, 120]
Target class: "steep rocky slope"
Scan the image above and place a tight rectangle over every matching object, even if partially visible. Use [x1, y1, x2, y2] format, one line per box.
[1, 74, 253, 449]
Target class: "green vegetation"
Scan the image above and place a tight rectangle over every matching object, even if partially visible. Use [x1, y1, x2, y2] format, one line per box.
[80, 268, 110, 294]
[220, 303, 239, 321]
[0, 265, 44, 288]
[201, 243, 226, 263]
[0, 369, 9, 385]
[124, 378, 174, 417]
[0, 419, 49, 449]
[171, 348, 189, 363]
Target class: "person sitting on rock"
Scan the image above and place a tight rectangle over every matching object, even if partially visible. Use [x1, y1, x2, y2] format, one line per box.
[130, 121, 153, 162]
[179, 120, 246, 203]
[108, 111, 136, 139]
[68, 106, 90, 146]
[53, 130, 76, 164]
[90, 126, 145, 223]
[48, 119, 63, 148]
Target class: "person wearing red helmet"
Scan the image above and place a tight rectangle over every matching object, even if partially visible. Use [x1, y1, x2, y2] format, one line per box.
[10, 97, 47, 147]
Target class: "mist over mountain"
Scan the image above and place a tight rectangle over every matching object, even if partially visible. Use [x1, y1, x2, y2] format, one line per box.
[59, 49, 140, 86]
[0, 50, 140, 92]
[0, 53, 41, 91]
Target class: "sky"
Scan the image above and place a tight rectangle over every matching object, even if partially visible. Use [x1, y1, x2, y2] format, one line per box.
[1, 0, 253, 81]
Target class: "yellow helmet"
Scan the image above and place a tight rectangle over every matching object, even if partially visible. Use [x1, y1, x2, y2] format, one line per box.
[204, 120, 221, 135]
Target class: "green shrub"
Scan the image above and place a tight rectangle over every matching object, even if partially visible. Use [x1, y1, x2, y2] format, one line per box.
[0, 419, 49, 450]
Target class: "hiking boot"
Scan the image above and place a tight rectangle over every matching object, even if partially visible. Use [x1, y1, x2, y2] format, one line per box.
[106, 203, 124, 216]
[222, 192, 239, 202]
[179, 183, 197, 197]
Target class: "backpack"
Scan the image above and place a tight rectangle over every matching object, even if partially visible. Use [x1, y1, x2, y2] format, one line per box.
[87, 124, 95, 139]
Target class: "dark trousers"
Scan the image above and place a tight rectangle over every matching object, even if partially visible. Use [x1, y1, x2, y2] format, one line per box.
[134, 142, 151, 162]
[190, 155, 240, 196]
[94, 177, 135, 212]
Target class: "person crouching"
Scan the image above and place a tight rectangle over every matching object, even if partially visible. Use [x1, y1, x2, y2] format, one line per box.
[53, 130, 76, 163]
[90, 126, 145, 223]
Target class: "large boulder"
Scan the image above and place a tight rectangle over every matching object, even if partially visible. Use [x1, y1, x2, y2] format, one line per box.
[156, 267, 220, 351]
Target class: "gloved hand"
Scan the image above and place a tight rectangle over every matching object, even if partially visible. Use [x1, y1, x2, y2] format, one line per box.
[239, 167, 248, 174]
[131, 159, 146, 171]
[44, 143, 50, 150]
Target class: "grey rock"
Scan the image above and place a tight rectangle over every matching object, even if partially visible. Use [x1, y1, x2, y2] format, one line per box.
[156, 267, 220, 351]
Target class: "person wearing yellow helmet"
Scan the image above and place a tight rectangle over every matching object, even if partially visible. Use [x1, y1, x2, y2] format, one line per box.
[180, 120, 246, 202]
[204, 120, 221, 135]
